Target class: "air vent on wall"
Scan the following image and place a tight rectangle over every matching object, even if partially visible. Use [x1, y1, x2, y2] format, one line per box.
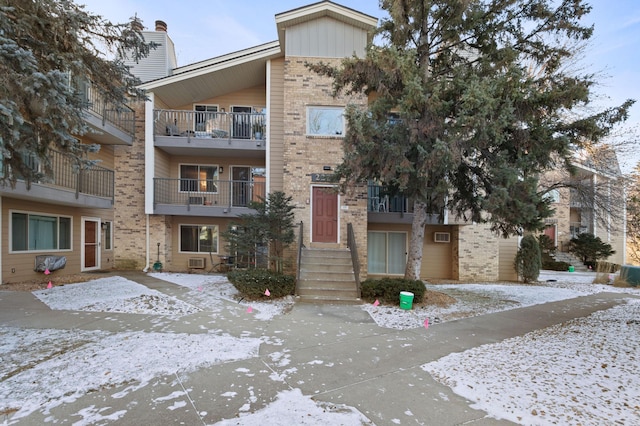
[188, 257, 206, 269]
[434, 232, 451, 243]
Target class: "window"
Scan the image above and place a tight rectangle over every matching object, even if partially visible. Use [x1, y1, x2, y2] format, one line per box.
[545, 189, 560, 203]
[367, 231, 406, 275]
[179, 164, 218, 193]
[307, 106, 344, 136]
[194, 104, 218, 132]
[11, 212, 72, 252]
[180, 225, 218, 253]
[103, 221, 112, 250]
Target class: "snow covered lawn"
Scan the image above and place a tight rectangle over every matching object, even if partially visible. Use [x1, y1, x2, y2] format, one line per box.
[1, 270, 639, 425]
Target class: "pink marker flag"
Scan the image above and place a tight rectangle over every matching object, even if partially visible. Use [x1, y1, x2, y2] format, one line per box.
[47, 281, 53, 289]
[373, 299, 380, 307]
[197, 286, 203, 292]
[44, 269, 51, 275]
[424, 318, 429, 329]
[247, 306, 253, 313]
[264, 289, 271, 297]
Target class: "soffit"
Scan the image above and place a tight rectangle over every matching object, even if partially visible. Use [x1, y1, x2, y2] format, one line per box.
[139, 42, 282, 107]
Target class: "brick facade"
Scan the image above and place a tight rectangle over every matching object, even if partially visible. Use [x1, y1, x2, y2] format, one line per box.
[457, 224, 500, 281]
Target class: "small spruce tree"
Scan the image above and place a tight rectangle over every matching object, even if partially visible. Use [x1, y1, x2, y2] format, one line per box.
[515, 235, 542, 283]
[568, 233, 615, 267]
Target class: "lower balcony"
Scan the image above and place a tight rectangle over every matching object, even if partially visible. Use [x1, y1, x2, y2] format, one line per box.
[153, 178, 266, 217]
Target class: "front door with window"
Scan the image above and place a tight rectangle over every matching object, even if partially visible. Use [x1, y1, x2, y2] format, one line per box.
[312, 187, 338, 243]
[82, 218, 100, 271]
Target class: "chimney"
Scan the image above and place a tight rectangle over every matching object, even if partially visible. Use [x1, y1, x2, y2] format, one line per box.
[155, 20, 167, 32]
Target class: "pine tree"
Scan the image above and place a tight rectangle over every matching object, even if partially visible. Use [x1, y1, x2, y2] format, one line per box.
[308, 0, 634, 279]
[0, 0, 155, 186]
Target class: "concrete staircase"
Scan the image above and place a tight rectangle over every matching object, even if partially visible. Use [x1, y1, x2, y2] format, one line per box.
[551, 251, 590, 272]
[296, 248, 361, 304]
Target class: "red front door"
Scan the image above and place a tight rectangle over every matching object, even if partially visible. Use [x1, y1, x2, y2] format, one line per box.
[312, 187, 338, 243]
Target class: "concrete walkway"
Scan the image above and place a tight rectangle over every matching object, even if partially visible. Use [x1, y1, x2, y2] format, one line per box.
[0, 272, 633, 425]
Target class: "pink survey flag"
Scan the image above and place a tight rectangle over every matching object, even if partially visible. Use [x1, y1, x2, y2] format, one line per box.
[424, 318, 429, 329]
[264, 289, 271, 297]
[197, 286, 203, 292]
[373, 299, 380, 307]
[44, 269, 51, 275]
[47, 281, 53, 289]
[247, 306, 253, 313]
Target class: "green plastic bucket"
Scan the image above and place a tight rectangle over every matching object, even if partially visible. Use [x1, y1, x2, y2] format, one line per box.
[399, 291, 414, 310]
[568, 265, 575, 272]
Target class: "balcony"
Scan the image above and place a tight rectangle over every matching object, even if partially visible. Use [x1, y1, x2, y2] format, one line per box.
[0, 150, 114, 208]
[367, 185, 443, 224]
[153, 178, 266, 217]
[153, 110, 266, 158]
[82, 85, 135, 145]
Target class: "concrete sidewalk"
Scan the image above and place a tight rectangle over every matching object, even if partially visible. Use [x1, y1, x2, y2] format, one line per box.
[0, 272, 632, 425]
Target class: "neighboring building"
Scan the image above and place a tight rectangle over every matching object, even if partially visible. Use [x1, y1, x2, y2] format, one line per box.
[4, 1, 623, 288]
[0, 83, 135, 283]
[540, 149, 626, 266]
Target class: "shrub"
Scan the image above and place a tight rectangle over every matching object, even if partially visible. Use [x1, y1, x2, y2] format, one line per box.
[361, 277, 425, 305]
[568, 233, 615, 265]
[227, 268, 295, 299]
[515, 235, 541, 283]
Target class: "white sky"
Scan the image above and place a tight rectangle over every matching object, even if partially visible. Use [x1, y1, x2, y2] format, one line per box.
[76, 0, 640, 170]
[2, 271, 640, 424]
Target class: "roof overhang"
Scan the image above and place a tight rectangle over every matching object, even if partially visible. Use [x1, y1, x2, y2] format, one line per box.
[139, 42, 282, 107]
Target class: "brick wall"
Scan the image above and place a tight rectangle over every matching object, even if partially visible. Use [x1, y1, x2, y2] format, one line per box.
[457, 223, 500, 281]
[282, 58, 369, 269]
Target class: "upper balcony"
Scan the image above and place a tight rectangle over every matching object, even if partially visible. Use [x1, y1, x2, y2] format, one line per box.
[81, 84, 135, 145]
[0, 150, 114, 208]
[153, 109, 266, 158]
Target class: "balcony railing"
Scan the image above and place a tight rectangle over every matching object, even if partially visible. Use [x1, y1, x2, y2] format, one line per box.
[154, 178, 266, 209]
[83, 85, 135, 138]
[154, 109, 266, 141]
[20, 150, 114, 201]
[367, 185, 414, 213]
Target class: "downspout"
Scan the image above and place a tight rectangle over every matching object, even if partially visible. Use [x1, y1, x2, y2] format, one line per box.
[143, 214, 150, 272]
[143, 92, 155, 272]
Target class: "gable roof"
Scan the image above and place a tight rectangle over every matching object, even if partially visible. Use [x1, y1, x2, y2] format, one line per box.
[138, 1, 377, 107]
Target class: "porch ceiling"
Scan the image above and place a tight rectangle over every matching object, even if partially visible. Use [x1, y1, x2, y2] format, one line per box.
[140, 42, 282, 107]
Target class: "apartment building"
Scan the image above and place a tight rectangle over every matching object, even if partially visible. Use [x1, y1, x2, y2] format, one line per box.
[4, 1, 623, 288]
[111, 1, 519, 289]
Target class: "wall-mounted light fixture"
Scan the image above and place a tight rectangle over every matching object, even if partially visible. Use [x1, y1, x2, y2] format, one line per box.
[323, 165, 332, 171]
[101, 222, 108, 231]
[219, 166, 223, 174]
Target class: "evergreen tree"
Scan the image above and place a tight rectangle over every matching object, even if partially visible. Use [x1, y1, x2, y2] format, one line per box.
[223, 192, 296, 273]
[0, 0, 155, 186]
[568, 232, 615, 266]
[308, 0, 634, 280]
[515, 235, 541, 283]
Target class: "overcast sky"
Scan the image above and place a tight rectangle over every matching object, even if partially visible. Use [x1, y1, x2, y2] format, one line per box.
[78, 0, 640, 170]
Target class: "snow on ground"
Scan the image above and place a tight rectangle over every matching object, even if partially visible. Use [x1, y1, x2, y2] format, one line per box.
[2, 270, 640, 425]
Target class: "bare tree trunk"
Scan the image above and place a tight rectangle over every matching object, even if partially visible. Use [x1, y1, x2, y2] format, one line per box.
[405, 200, 428, 280]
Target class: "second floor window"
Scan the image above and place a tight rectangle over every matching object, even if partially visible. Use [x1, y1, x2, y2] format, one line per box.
[307, 106, 344, 136]
[180, 164, 218, 193]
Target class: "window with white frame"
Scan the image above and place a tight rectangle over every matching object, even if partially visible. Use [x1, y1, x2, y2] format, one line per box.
[179, 164, 218, 193]
[545, 189, 560, 203]
[11, 212, 72, 252]
[307, 106, 345, 136]
[180, 224, 218, 253]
